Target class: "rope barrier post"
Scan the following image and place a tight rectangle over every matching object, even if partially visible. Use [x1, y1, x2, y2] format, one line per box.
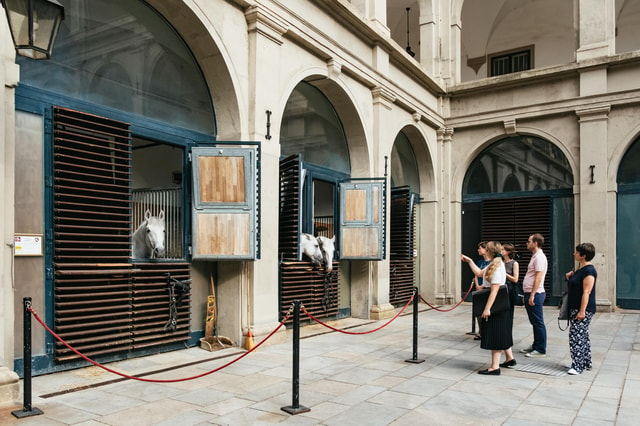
[405, 287, 424, 364]
[12, 297, 44, 419]
[466, 282, 477, 336]
[281, 300, 310, 415]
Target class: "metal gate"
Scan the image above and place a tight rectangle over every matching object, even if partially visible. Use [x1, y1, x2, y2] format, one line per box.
[133, 187, 182, 259]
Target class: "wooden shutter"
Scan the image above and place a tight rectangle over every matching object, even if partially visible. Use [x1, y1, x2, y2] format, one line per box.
[339, 178, 386, 260]
[191, 145, 258, 260]
[389, 187, 417, 305]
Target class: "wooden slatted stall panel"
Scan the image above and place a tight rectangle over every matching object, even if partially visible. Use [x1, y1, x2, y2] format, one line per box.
[54, 264, 135, 361]
[278, 155, 301, 260]
[389, 187, 416, 306]
[481, 196, 551, 295]
[53, 107, 132, 262]
[132, 263, 190, 349]
[280, 262, 339, 322]
[52, 107, 190, 362]
[279, 155, 339, 322]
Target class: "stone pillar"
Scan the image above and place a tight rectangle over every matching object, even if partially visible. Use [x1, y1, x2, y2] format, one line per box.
[243, 6, 287, 342]
[368, 87, 394, 320]
[575, 105, 613, 311]
[418, 0, 437, 76]
[437, 127, 455, 304]
[576, 0, 615, 61]
[1, 15, 20, 404]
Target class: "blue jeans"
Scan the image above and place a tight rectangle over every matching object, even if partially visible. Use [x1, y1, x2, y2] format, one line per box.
[524, 292, 547, 353]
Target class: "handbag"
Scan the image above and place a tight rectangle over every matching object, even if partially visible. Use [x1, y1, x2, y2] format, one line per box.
[558, 291, 570, 330]
[472, 285, 509, 317]
[513, 282, 524, 306]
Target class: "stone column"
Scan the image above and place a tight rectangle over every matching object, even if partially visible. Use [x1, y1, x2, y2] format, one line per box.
[576, 0, 615, 61]
[368, 87, 394, 320]
[437, 127, 455, 304]
[1, 16, 20, 404]
[241, 6, 287, 344]
[575, 105, 613, 311]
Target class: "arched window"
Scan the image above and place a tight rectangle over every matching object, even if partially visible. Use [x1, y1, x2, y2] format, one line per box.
[16, 0, 214, 135]
[391, 131, 420, 191]
[503, 174, 522, 192]
[280, 81, 350, 174]
[463, 136, 572, 194]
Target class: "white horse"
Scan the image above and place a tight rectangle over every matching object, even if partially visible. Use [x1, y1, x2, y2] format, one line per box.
[133, 209, 166, 258]
[300, 233, 335, 272]
[317, 235, 335, 272]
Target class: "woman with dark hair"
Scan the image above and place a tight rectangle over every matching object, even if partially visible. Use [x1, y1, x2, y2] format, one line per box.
[462, 241, 512, 375]
[564, 242, 597, 375]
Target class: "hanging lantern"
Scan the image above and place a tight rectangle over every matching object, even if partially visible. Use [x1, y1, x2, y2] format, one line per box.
[2, 0, 65, 60]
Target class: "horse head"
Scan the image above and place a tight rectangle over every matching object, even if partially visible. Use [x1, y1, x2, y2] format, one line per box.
[300, 233, 323, 267]
[317, 235, 335, 272]
[133, 209, 166, 258]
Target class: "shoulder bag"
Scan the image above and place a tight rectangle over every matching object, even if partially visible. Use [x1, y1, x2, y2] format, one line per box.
[557, 291, 569, 330]
[472, 285, 509, 317]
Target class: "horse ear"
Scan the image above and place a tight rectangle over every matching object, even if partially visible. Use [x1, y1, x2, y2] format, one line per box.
[144, 209, 152, 220]
[331, 235, 335, 242]
[158, 210, 165, 221]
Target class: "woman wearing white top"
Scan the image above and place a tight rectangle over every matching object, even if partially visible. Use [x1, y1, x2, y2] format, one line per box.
[462, 241, 513, 375]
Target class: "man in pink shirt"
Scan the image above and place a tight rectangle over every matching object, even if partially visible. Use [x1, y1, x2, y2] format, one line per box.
[520, 233, 547, 357]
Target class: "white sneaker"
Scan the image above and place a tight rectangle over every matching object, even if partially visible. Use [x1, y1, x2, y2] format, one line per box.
[525, 350, 546, 358]
[567, 368, 580, 375]
[520, 345, 534, 354]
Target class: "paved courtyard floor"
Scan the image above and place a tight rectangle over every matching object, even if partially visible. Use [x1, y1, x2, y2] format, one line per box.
[1, 302, 639, 425]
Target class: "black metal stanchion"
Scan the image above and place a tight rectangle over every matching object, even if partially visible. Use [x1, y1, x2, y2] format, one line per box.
[466, 281, 477, 336]
[405, 287, 424, 364]
[12, 297, 44, 418]
[281, 300, 310, 415]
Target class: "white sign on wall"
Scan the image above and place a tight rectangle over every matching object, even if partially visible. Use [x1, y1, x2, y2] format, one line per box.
[14, 234, 44, 256]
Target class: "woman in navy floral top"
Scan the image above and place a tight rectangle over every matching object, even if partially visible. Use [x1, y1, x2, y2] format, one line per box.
[564, 243, 597, 375]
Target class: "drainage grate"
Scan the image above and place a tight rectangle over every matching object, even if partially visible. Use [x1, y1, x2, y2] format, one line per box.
[516, 362, 567, 376]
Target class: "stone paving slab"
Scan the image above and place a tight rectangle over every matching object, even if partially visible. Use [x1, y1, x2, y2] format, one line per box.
[1, 304, 639, 425]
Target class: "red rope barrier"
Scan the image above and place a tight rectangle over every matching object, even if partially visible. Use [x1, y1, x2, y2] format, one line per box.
[301, 293, 414, 334]
[419, 282, 475, 312]
[28, 307, 288, 383]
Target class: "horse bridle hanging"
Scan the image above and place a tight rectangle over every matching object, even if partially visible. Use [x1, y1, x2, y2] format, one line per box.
[164, 273, 191, 332]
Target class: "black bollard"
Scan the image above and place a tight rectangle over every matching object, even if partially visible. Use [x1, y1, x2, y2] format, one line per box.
[12, 297, 44, 418]
[281, 300, 310, 415]
[405, 287, 425, 364]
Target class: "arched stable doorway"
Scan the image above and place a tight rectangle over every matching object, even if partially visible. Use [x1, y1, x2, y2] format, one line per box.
[461, 135, 574, 304]
[617, 136, 640, 309]
[12, 0, 234, 374]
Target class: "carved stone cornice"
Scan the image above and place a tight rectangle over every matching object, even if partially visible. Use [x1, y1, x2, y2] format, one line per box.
[245, 5, 287, 45]
[575, 104, 611, 122]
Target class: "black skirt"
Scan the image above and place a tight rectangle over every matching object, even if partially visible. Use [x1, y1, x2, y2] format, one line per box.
[479, 308, 513, 350]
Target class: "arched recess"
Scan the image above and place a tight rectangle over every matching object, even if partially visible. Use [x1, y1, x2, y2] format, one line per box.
[305, 76, 370, 176]
[278, 76, 380, 321]
[461, 134, 574, 304]
[12, 0, 245, 373]
[389, 128, 422, 306]
[145, 0, 243, 139]
[616, 135, 640, 309]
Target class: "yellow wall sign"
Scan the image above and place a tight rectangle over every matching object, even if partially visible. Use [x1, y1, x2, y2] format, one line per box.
[14, 234, 44, 256]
